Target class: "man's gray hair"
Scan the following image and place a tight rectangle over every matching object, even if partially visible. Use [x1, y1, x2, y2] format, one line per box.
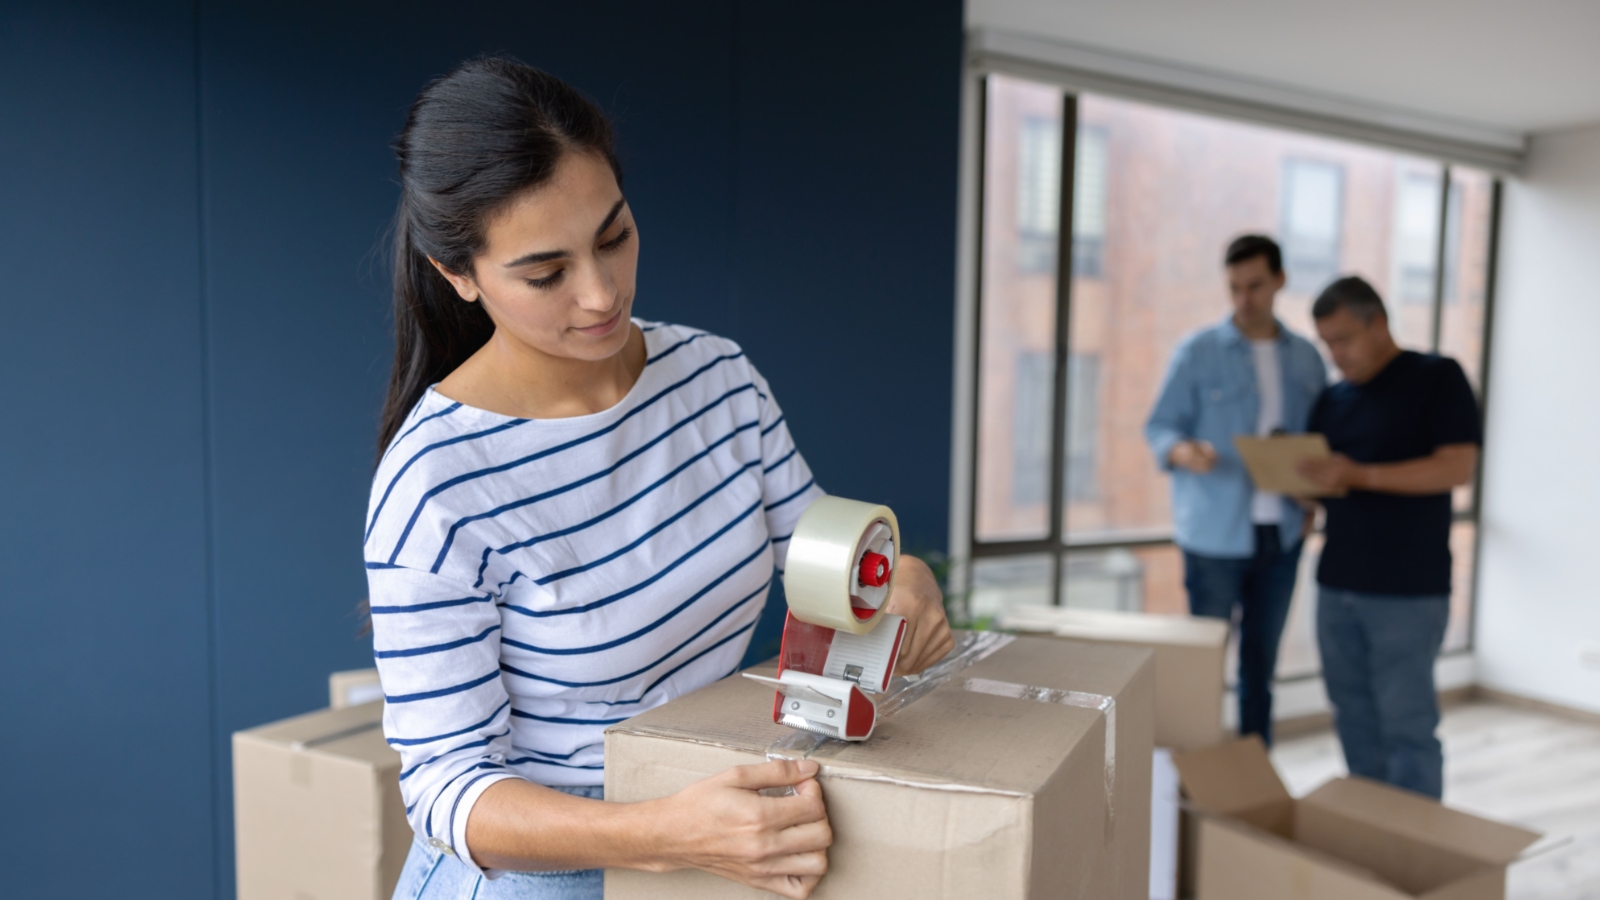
[1312, 276, 1388, 323]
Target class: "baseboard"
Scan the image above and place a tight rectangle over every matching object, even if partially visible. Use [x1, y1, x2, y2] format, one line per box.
[1472, 685, 1600, 727]
[1272, 685, 1477, 740]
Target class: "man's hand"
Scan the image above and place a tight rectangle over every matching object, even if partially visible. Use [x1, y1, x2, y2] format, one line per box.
[1169, 439, 1218, 474]
[881, 555, 955, 676]
[1297, 453, 1365, 492]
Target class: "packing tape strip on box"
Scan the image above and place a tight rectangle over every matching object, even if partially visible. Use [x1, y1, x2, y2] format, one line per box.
[963, 677, 1117, 826]
[783, 496, 899, 635]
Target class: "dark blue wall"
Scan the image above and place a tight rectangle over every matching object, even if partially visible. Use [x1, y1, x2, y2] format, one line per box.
[0, 2, 960, 897]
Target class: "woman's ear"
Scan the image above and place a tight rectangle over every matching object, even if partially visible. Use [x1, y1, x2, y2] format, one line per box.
[427, 257, 480, 303]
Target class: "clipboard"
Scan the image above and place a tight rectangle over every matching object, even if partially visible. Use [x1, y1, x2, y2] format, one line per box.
[1233, 434, 1347, 498]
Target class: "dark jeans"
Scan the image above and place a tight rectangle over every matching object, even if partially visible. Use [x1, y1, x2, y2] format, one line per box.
[1183, 525, 1301, 745]
[1316, 587, 1449, 799]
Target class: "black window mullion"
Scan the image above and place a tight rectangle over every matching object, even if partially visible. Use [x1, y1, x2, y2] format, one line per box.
[1048, 94, 1080, 606]
[963, 75, 989, 616]
[1464, 178, 1503, 654]
[1429, 167, 1452, 354]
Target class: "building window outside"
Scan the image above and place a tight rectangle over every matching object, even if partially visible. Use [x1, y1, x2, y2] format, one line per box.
[1011, 352, 1052, 505]
[1072, 127, 1109, 279]
[970, 75, 1499, 669]
[1393, 169, 1443, 305]
[1016, 115, 1061, 274]
[1280, 158, 1345, 295]
[1065, 354, 1101, 502]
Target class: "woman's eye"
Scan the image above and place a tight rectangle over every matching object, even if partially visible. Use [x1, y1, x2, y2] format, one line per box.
[527, 270, 564, 289]
[599, 226, 633, 252]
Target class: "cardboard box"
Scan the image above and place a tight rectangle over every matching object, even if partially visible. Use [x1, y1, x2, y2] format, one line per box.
[997, 607, 1228, 900]
[233, 701, 412, 900]
[329, 667, 384, 709]
[1172, 738, 1541, 900]
[999, 606, 1228, 752]
[605, 633, 1154, 899]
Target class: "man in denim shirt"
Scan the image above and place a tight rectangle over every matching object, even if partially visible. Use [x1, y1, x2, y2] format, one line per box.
[1145, 235, 1327, 745]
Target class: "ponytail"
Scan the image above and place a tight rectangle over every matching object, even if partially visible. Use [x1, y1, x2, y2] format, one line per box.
[376, 57, 622, 457]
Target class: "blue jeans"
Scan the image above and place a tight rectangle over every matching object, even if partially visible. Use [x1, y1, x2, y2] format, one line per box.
[1183, 525, 1301, 745]
[391, 785, 604, 900]
[1316, 587, 1449, 799]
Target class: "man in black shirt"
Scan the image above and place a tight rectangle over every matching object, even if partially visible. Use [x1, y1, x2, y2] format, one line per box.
[1297, 276, 1481, 800]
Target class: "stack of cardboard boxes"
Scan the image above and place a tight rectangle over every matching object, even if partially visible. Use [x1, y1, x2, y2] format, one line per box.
[232, 625, 1539, 900]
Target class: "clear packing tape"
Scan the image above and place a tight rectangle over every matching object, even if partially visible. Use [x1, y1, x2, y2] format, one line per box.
[764, 630, 1120, 827]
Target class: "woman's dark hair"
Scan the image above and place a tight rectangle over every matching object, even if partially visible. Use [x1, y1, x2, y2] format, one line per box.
[377, 57, 622, 457]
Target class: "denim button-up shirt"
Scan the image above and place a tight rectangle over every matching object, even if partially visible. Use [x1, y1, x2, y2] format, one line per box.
[1145, 317, 1328, 558]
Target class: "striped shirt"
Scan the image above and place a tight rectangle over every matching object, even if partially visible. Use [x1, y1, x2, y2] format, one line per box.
[364, 321, 822, 869]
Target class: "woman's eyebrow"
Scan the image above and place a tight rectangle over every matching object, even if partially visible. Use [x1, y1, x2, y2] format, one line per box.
[501, 198, 627, 269]
[503, 248, 568, 268]
[594, 198, 627, 237]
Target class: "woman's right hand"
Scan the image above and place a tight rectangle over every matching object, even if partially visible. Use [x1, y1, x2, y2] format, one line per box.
[648, 758, 833, 898]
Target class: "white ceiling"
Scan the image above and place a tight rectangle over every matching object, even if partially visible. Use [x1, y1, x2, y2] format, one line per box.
[967, 0, 1600, 136]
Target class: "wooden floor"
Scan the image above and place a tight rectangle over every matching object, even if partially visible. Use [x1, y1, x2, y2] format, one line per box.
[1272, 701, 1600, 899]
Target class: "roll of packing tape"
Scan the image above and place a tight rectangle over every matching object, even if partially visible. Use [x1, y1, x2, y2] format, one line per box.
[783, 496, 900, 635]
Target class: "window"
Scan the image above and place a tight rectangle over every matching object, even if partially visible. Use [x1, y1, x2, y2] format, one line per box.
[1065, 353, 1100, 502]
[1393, 170, 1443, 305]
[1016, 115, 1061, 274]
[1280, 159, 1344, 295]
[1072, 127, 1109, 279]
[1011, 352, 1052, 505]
[966, 75, 1500, 667]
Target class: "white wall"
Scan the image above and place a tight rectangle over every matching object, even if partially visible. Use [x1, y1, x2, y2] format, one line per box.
[1477, 122, 1600, 715]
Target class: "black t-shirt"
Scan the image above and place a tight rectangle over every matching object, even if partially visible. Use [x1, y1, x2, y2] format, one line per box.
[1308, 351, 1482, 596]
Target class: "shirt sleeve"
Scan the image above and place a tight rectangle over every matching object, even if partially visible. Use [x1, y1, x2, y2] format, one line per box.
[368, 563, 520, 874]
[1145, 338, 1197, 472]
[1425, 357, 1483, 448]
[746, 362, 823, 572]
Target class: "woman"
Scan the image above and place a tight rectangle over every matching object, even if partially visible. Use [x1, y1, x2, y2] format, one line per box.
[367, 57, 954, 900]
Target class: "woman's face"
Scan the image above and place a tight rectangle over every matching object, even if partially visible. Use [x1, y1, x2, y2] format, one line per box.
[438, 150, 639, 363]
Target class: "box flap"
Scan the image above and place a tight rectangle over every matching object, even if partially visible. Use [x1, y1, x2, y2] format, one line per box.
[1000, 606, 1229, 650]
[1170, 736, 1290, 816]
[1304, 777, 1541, 866]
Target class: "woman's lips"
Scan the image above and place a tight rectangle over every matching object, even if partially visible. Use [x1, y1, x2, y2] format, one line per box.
[576, 309, 623, 337]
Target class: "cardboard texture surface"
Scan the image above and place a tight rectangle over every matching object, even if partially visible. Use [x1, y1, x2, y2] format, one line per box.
[604, 634, 1154, 899]
[1172, 737, 1542, 900]
[233, 701, 411, 900]
[999, 606, 1227, 751]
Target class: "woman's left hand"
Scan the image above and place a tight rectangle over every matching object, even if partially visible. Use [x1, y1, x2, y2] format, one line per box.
[881, 555, 955, 676]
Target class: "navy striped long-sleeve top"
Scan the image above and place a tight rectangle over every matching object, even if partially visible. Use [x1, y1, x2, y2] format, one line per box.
[363, 321, 822, 871]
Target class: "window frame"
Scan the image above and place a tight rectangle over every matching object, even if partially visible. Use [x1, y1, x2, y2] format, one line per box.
[956, 71, 1502, 663]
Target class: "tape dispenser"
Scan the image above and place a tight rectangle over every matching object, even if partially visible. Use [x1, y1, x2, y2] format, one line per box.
[743, 496, 907, 741]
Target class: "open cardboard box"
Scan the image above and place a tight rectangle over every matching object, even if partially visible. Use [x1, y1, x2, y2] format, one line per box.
[1171, 737, 1541, 900]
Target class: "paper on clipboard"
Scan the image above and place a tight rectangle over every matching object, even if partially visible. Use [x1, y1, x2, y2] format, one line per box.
[1233, 434, 1347, 497]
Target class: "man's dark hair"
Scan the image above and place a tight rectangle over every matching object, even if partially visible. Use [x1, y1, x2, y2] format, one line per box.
[1224, 234, 1282, 274]
[1312, 276, 1388, 323]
